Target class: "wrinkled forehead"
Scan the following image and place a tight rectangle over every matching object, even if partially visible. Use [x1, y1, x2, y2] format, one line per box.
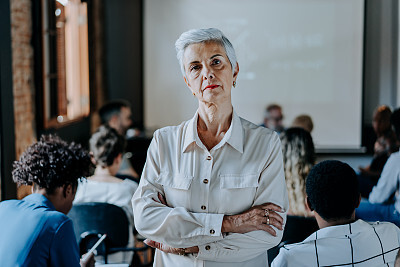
[183, 41, 227, 63]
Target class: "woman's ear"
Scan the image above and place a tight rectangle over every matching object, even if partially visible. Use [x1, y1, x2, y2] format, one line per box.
[233, 62, 239, 79]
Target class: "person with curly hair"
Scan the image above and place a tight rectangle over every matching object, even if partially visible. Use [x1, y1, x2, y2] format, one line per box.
[272, 160, 400, 267]
[280, 127, 315, 217]
[0, 135, 95, 267]
[73, 125, 138, 264]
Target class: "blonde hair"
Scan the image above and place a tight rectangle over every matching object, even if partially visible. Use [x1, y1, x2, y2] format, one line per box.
[281, 127, 315, 217]
[292, 114, 314, 133]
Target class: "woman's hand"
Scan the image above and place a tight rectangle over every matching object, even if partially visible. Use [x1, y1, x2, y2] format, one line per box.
[153, 192, 168, 206]
[144, 239, 199, 255]
[221, 202, 284, 236]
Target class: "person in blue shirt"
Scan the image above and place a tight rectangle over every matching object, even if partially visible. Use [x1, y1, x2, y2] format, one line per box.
[0, 135, 96, 267]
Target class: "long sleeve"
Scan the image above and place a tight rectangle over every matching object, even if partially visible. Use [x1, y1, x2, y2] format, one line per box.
[132, 134, 225, 248]
[50, 219, 81, 267]
[196, 135, 288, 262]
[132, 112, 288, 266]
[369, 153, 400, 204]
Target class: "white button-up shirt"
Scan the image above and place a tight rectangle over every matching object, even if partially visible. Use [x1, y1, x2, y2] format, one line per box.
[271, 220, 400, 267]
[132, 110, 288, 267]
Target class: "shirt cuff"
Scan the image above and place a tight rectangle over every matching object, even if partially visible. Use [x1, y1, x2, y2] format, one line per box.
[197, 242, 218, 261]
[203, 213, 224, 237]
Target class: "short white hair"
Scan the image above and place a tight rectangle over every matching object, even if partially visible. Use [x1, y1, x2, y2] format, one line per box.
[175, 28, 237, 77]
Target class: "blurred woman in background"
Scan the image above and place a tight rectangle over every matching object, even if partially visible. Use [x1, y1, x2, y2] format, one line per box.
[280, 127, 315, 217]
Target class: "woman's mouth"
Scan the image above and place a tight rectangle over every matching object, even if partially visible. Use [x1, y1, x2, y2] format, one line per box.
[204, 84, 219, 90]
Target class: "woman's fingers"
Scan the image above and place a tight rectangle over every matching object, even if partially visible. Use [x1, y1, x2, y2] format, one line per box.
[257, 223, 277, 236]
[158, 192, 167, 205]
[257, 203, 285, 231]
[264, 209, 284, 225]
[260, 202, 284, 213]
[264, 215, 283, 230]
[151, 192, 168, 206]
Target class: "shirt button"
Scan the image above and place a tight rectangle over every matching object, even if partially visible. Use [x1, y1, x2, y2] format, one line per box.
[203, 179, 209, 184]
[210, 229, 215, 234]
[205, 245, 211, 250]
[206, 156, 212, 160]
[201, 205, 206, 210]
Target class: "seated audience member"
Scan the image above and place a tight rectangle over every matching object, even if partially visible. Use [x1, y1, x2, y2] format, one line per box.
[99, 99, 133, 137]
[291, 114, 314, 133]
[73, 125, 138, 263]
[99, 100, 140, 180]
[0, 135, 95, 267]
[272, 160, 400, 267]
[262, 103, 285, 133]
[358, 105, 398, 197]
[356, 108, 400, 226]
[280, 127, 315, 217]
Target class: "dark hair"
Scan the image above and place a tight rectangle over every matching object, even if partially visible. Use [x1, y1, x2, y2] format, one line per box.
[90, 125, 126, 167]
[12, 135, 95, 195]
[98, 100, 131, 125]
[391, 108, 400, 140]
[306, 160, 359, 221]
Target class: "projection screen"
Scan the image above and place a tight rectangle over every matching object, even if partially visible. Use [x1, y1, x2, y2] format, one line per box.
[144, 0, 364, 150]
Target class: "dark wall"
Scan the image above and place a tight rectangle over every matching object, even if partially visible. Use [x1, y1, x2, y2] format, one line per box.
[0, 0, 17, 200]
[363, 0, 398, 122]
[103, 0, 143, 129]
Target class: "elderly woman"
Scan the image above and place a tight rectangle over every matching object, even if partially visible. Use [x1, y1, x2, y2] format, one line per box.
[132, 28, 288, 266]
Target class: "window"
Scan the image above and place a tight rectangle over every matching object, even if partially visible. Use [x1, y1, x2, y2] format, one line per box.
[41, 0, 90, 127]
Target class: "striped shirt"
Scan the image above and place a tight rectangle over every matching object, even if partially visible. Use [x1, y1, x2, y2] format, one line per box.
[271, 220, 400, 267]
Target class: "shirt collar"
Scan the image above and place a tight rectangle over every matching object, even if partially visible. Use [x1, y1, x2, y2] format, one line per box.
[303, 219, 369, 242]
[182, 109, 244, 153]
[23, 193, 56, 211]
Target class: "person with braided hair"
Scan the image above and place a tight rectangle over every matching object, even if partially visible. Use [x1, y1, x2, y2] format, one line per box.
[0, 135, 95, 267]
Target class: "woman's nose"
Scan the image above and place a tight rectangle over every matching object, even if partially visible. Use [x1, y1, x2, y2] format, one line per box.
[202, 66, 214, 80]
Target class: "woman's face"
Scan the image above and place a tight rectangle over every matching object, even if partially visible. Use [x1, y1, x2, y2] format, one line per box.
[182, 41, 238, 105]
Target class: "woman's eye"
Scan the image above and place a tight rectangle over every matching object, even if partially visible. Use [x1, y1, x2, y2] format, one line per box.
[190, 65, 200, 72]
[212, 59, 221, 65]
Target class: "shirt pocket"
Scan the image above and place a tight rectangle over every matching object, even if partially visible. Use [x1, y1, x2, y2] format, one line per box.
[219, 173, 259, 215]
[157, 172, 194, 208]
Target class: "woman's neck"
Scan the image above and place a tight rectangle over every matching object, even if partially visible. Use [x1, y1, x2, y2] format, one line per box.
[197, 103, 233, 150]
[198, 103, 232, 133]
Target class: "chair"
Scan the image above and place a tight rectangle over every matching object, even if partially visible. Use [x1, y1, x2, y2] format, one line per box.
[268, 215, 319, 265]
[125, 136, 152, 177]
[68, 202, 149, 264]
